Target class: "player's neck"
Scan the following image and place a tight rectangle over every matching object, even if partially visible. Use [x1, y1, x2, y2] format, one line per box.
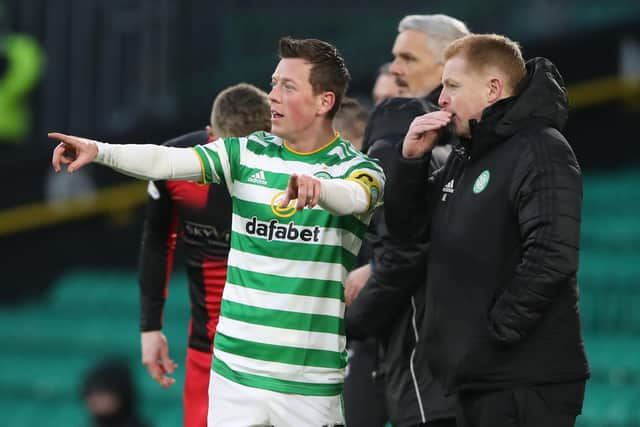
[285, 122, 337, 154]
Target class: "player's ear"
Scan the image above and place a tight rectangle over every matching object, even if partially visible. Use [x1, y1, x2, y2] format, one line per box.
[317, 91, 335, 116]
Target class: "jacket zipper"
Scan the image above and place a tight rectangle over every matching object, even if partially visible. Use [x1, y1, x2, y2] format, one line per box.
[409, 296, 427, 423]
[441, 145, 468, 223]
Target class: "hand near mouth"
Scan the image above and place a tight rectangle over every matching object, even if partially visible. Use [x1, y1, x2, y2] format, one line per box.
[402, 110, 452, 159]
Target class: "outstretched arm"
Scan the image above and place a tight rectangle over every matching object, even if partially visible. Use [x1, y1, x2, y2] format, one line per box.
[49, 132, 203, 181]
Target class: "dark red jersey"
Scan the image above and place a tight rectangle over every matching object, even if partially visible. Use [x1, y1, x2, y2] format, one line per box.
[139, 130, 231, 353]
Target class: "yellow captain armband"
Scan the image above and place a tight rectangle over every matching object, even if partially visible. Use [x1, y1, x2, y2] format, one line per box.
[347, 170, 382, 210]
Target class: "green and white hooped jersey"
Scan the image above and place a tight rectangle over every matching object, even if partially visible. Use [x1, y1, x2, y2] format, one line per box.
[192, 131, 384, 396]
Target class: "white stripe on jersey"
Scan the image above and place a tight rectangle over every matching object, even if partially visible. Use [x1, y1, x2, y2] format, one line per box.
[238, 140, 379, 179]
[222, 282, 345, 317]
[216, 316, 346, 352]
[227, 248, 347, 283]
[201, 138, 234, 194]
[214, 348, 344, 384]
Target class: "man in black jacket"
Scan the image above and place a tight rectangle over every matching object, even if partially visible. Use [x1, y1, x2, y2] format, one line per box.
[344, 13, 469, 427]
[385, 34, 590, 427]
[346, 96, 453, 427]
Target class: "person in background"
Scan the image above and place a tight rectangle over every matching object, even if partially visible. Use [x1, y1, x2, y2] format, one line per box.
[345, 13, 470, 427]
[371, 63, 402, 105]
[138, 83, 271, 427]
[333, 96, 370, 151]
[81, 358, 150, 427]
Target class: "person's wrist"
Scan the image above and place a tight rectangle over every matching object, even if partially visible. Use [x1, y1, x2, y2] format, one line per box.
[402, 146, 428, 159]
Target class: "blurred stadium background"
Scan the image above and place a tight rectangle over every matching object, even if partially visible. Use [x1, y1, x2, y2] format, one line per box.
[0, 0, 639, 425]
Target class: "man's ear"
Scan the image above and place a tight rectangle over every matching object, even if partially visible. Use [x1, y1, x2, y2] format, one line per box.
[318, 91, 336, 116]
[487, 77, 504, 104]
[206, 125, 215, 141]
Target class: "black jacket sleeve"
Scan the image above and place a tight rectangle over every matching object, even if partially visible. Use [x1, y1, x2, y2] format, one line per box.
[383, 145, 433, 242]
[489, 130, 582, 345]
[138, 180, 178, 332]
[346, 144, 450, 339]
[345, 208, 428, 339]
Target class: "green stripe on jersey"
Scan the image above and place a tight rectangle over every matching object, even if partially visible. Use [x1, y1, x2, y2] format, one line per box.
[213, 357, 343, 396]
[238, 167, 290, 189]
[226, 266, 344, 301]
[221, 300, 344, 335]
[223, 137, 241, 182]
[214, 332, 347, 369]
[195, 144, 226, 185]
[231, 232, 356, 270]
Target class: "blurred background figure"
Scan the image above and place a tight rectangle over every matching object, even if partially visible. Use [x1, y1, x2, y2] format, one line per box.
[332, 96, 370, 151]
[81, 358, 150, 427]
[371, 63, 402, 105]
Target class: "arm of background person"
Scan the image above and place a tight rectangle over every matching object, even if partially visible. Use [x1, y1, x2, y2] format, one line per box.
[345, 208, 428, 339]
[138, 179, 179, 388]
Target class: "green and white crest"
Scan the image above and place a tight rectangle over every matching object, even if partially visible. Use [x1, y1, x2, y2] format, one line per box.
[313, 171, 333, 180]
[473, 170, 491, 194]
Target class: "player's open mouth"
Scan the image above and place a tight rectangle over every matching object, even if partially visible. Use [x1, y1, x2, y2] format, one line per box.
[271, 111, 284, 119]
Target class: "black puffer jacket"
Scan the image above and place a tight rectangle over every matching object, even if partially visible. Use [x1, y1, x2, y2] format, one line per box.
[385, 58, 590, 398]
[346, 90, 457, 425]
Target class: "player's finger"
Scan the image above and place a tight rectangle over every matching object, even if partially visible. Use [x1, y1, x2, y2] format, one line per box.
[281, 174, 298, 208]
[296, 177, 309, 210]
[51, 143, 66, 172]
[48, 132, 81, 146]
[309, 179, 320, 208]
[67, 153, 90, 173]
[59, 151, 73, 165]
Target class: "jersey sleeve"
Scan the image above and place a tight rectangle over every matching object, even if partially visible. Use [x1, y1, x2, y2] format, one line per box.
[138, 179, 178, 332]
[192, 137, 237, 188]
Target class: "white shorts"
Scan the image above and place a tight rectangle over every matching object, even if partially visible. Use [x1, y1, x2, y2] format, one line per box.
[207, 372, 345, 427]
